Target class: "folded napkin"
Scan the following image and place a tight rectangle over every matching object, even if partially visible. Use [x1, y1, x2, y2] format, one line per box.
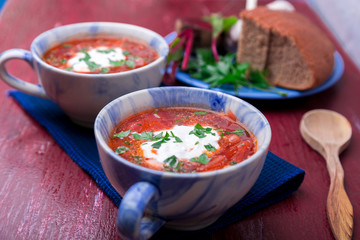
[9, 91, 305, 240]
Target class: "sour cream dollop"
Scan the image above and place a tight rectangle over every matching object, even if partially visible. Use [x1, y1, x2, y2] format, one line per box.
[67, 46, 125, 72]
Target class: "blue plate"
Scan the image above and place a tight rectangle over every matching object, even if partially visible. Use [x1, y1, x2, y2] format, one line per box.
[164, 32, 344, 100]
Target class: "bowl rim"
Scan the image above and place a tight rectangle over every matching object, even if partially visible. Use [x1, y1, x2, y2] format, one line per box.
[30, 21, 169, 78]
[94, 87, 272, 179]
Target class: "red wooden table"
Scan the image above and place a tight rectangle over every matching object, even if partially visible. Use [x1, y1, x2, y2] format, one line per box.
[0, 0, 359, 239]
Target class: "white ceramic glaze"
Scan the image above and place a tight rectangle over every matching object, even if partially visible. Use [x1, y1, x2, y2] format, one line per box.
[0, 22, 169, 127]
[94, 87, 272, 240]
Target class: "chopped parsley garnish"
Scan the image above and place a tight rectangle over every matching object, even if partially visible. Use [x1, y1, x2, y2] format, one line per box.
[125, 60, 135, 68]
[96, 48, 115, 54]
[194, 112, 207, 115]
[132, 131, 154, 140]
[115, 146, 129, 154]
[132, 156, 143, 165]
[113, 130, 131, 139]
[189, 123, 215, 138]
[101, 67, 110, 73]
[190, 153, 211, 164]
[229, 161, 238, 165]
[60, 59, 67, 64]
[124, 141, 132, 145]
[163, 155, 177, 167]
[163, 155, 185, 172]
[107, 56, 135, 68]
[151, 132, 171, 149]
[130, 130, 184, 149]
[80, 51, 101, 71]
[109, 59, 125, 66]
[153, 109, 160, 118]
[204, 143, 216, 151]
[170, 131, 183, 143]
[122, 50, 131, 55]
[233, 130, 245, 136]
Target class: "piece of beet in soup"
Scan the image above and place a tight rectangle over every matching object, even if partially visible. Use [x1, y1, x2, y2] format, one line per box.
[108, 107, 257, 173]
[42, 37, 159, 74]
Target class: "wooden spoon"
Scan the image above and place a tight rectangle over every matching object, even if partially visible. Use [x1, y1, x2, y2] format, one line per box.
[300, 109, 353, 240]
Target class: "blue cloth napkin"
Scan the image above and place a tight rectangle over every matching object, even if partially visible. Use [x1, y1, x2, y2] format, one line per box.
[9, 91, 305, 239]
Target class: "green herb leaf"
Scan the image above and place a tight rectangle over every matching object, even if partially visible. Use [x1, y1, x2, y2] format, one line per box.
[122, 50, 131, 55]
[115, 146, 129, 154]
[101, 67, 110, 73]
[164, 155, 177, 167]
[194, 112, 207, 115]
[190, 153, 211, 164]
[109, 59, 125, 66]
[189, 123, 215, 138]
[132, 131, 153, 140]
[151, 139, 165, 149]
[170, 131, 183, 143]
[167, 37, 184, 64]
[132, 156, 143, 164]
[232, 130, 245, 136]
[229, 161, 238, 165]
[113, 130, 131, 139]
[79, 52, 101, 71]
[125, 60, 135, 68]
[204, 143, 216, 151]
[153, 109, 160, 118]
[151, 132, 170, 149]
[97, 48, 115, 54]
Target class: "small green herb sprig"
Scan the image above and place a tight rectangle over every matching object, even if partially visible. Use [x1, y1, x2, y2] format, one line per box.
[163, 155, 185, 172]
[113, 130, 183, 150]
[189, 123, 215, 138]
[190, 153, 211, 164]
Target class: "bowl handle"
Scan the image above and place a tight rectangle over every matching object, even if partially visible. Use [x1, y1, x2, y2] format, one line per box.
[117, 181, 166, 240]
[0, 49, 50, 99]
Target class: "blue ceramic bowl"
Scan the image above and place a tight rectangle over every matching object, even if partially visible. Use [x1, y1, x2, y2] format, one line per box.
[0, 22, 169, 127]
[94, 87, 271, 240]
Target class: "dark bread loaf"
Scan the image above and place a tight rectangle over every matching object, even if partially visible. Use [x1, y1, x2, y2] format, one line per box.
[237, 7, 335, 90]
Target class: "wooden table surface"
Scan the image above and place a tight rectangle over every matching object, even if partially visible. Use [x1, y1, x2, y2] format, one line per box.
[0, 0, 359, 239]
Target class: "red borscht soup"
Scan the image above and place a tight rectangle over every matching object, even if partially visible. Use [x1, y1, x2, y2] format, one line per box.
[108, 107, 257, 173]
[43, 38, 159, 74]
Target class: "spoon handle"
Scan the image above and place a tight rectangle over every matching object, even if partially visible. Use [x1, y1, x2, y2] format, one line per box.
[325, 148, 353, 240]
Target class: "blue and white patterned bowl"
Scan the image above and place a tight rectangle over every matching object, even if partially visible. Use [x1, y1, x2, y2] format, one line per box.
[94, 87, 271, 240]
[0, 22, 169, 127]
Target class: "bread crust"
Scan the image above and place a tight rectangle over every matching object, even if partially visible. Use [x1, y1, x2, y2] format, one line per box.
[238, 7, 335, 90]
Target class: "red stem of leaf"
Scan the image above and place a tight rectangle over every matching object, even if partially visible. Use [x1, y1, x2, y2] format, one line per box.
[180, 29, 194, 70]
[211, 36, 220, 62]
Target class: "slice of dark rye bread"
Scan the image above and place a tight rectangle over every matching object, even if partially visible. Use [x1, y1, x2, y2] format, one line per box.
[237, 7, 335, 90]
